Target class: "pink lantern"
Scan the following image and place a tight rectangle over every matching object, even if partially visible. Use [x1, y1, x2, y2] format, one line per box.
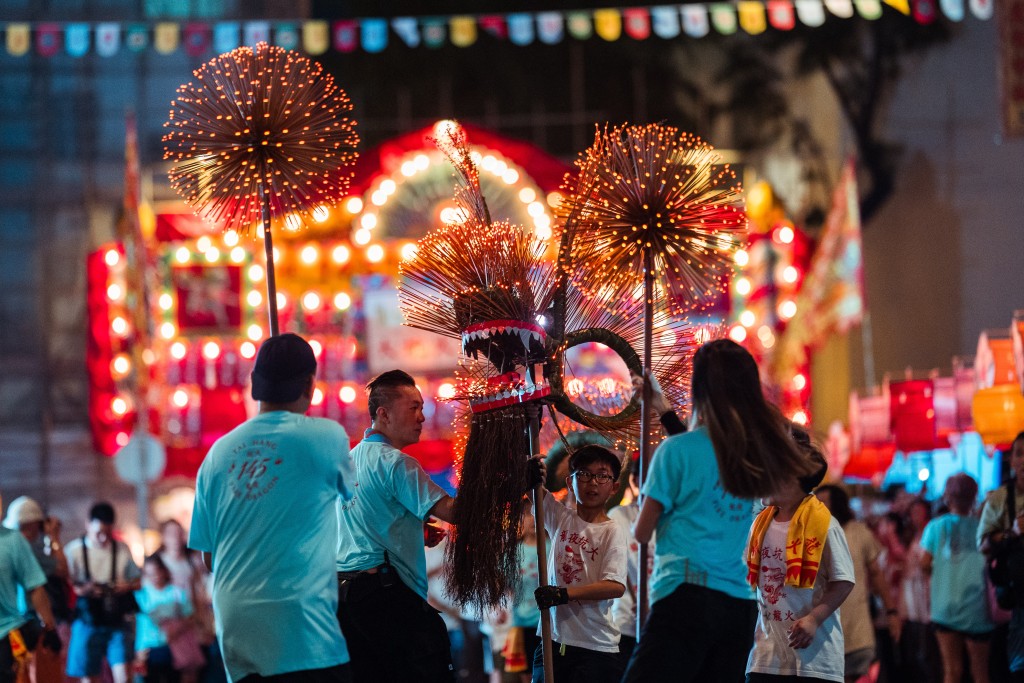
[976, 329, 1017, 389]
[849, 387, 893, 454]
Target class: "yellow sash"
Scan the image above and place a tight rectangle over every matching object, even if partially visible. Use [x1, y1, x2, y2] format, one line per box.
[746, 495, 831, 589]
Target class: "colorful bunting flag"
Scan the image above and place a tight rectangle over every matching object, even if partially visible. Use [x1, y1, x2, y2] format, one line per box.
[914, 0, 938, 22]
[623, 8, 652, 39]
[796, 0, 829, 25]
[709, 4, 739, 33]
[854, 0, 885, 18]
[274, 23, 300, 50]
[825, 0, 856, 17]
[303, 21, 329, 55]
[36, 23, 60, 57]
[154, 22, 179, 54]
[422, 19, 446, 48]
[651, 6, 682, 38]
[450, 16, 477, 47]
[507, 13, 535, 46]
[243, 21, 270, 46]
[970, 0, 993, 19]
[66, 23, 90, 57]
[739, 2, 768, 33]
[768, 1, 798, 28]
[213, 22, 239, 53]
[594, 9, 623, 40]
[96, 23, 120, 57]
[125, 24, 148, 51]
[361, 18, 388, 52]
[332, 20, 357, 53]
[6, 24, 30, 57]
[479, 16, 508, 39]
[537, 12, 565, 44]
[391, 17, 420, 47]
[682, 5, 711, 37]
[566, 12, 594, 39]
[940, 0, 965, 20]
[883, 0, 912, 14]
[183, 23, 211, 57]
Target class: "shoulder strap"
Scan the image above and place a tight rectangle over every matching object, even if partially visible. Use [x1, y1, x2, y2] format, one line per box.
[81, 535, 91, 582]
[1007, 478, 1017, 527]
[111, 539, 118, 583]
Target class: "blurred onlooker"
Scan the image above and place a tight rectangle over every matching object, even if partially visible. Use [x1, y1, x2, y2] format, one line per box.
[816, 485, 901, 683]
[921, 473, 992, 683]
[873, 511, 907, 682]
[901, 498, 941, 683]
[134, 554, 201, 683]
[65, 501, 141, 683]
[3, 496, 71, 624]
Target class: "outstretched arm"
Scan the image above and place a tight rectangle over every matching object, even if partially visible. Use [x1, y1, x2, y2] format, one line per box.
[633, 496, 664, 545]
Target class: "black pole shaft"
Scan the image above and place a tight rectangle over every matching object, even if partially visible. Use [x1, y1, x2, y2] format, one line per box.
[637, 250, 654, 638]
[260, 185, 280, 337]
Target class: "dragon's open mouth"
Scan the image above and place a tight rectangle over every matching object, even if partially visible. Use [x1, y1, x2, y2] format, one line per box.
[468, 371, 551, 413]
[460, 319, 547, 360]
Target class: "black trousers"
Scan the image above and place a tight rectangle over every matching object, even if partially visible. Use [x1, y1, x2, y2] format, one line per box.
[622, 582, 757, 683]
[531, 641, 622, 683]
[237, 664, 351, 683]
[337, 571, 454, 683]
[0, 635, 13, 683]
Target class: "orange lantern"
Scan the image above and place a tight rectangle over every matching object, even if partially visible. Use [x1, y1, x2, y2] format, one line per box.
[976, 329, 1017, 389]
[972, 384, 1024, 447]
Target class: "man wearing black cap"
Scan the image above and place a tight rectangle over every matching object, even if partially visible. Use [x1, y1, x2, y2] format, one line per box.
[189, 333, 355, 683]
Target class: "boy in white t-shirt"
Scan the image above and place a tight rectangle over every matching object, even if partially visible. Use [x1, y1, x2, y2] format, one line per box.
[745, 435, 855, 683]
[532, 445, 628, 683]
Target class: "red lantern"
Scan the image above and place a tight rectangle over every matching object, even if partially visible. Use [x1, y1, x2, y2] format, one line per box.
[890, 379, 938, 452]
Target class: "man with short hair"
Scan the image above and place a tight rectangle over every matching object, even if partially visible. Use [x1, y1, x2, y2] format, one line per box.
[335, 369, 458, 682]
[189, 333, 355, 683]
[65, 501, 140, 683]
[0, 490, 62, 683]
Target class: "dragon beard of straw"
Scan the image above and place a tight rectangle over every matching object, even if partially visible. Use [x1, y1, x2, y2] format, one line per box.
[445, 404, 533, 609]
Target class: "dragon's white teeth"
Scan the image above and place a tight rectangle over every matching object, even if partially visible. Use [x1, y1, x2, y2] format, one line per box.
[519, 329, 530, 350]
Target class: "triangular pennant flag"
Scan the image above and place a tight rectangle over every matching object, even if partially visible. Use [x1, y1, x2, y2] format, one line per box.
[913, 0, 938, 22]
[537, 12, 565, 44]
[768, 1, 797, 28]
[623, 8, 651, 39]
[275, 23, 300, 50]
[125, 24, 148, 51]
[854, 0, 884, 18]
[480, 16, 508, 39]
[36, 23, 61, 57]
[6, 24, 30, 57]
[213, 23, 239, 53]
[939, 0, 964, 20]
[738, 2, 768, 34]
[795, 0, 828, 25]
[333, 20, 358, 53]
[594, 9, 623, 41]
[154, 23, 179, 55]
[567, 12, 593, 39]
[882, 0, 912, 14]
[66, 23, 90, 57]
[709, 4, 739, 34]
[969, 0, 993, 19]
[96, 23, 120, 57]
[361, 18, 389, 52]
[243, 21, 270, 46]
[303, 21, 329, 54]
[682, 5, 711, 37]
[450, 16, 477, 47]
[651, 6, 682, 38]
[422, 19, 446, 48]
[183, 23, 211, 57]
[392, 17, 420, 47]
[825, 0, 856, 16]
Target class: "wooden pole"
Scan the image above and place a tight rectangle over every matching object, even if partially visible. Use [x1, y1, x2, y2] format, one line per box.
[259, 184, 280, 337]
[527, 397, 554, 683]
[636, 250, 654, 637]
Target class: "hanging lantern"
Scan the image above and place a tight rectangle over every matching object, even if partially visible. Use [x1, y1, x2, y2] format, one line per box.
[932, 376, 959, 442]
[953, 355, 976, 432]
[1012, 310, 1024, 391]
[849, 387, 893, 454]
[972, 384, 1024, 447]
[890, 379, 938, 453]
[975, 329, 1017, 389]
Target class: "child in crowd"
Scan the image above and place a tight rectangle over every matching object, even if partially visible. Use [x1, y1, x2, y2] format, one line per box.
[745, 435, 855, 683]
[134, 555, 201, 683]
[532, 445, 628, 683]
[608, 455, 653, 668]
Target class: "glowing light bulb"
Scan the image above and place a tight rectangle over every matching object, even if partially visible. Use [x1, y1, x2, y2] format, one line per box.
[339, 386, 356, 403]
[223, 231, 239, 247]
[361, 208, 379, 228]
[332, 245, 351, 264]
[111, 354, 131, 377]
[247, 324, 264, 341]
[272, 247, 280, 263]
[205, 246, 221, 263]
[792, 374, 807, 391]
[159, 322, 176, 339]
[729, 325, 747, 343]
[380, 178, 397, 195]
[312, 387, 324, 405]
[239, 341, 257, 359]
[535, 224, 553, 241]
[401, 161, 417, 177]
[310, 340, 323, 356]
[158, 293, 173, 310]
[401, 242, 418, 261]
[172, 389, 189, 408]
[354, 228, 371, 246]
[527, 201, 545, 218]
[111, 396, 129, 416]
[345, 196, 363, 214]
[230, 246, 246, 263]
[791, 410, 808, 425]
[175, 247, 191, 264]
[202, 341, 221, 360]
[300, 244, 319, 265]
[414, 153, 429, 170]
[111, 317, 128, 336]
[248, 264, 265, 282]
[107, 283, 123, 301]
[502, 168, 519, 184]
[196, 235, 211, 252]
[334, 292, 352, 311]
[366, 244, 385, 263]
[104, 249, 120, 267]
[779, 300, 797, 320]
[782, 266, 799, 284]
[739, 310, 756, 328]
[170, 342, 187, 360]
[313, 205, 330, 222]
[371, 190, 387, 206]
[734, 249, 749, 267]
[276, 292, 287, 310]
[776, 226, 795, 244]
[438, 382, 456, 399]
[735, 278, 751, 296]
[519, 187, 536, 204]
[660, 330, 677, 345]
[247, 290, 262, 307]
[302, 291, 322, 311]
[285, 214, 302, 232]
[546, 191, 563, 208]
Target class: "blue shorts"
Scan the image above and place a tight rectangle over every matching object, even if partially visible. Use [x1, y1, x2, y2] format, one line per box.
[65, 619, 131, 677]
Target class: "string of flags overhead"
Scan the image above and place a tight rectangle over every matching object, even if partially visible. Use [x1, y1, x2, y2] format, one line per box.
[1, 0, 991, 59]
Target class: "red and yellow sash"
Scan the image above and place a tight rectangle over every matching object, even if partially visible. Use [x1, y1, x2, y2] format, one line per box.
[746, 495, 830, 589]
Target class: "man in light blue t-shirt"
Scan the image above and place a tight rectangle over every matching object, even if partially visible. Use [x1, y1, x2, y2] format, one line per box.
[335, 369, 457, 682]
[189, 333, 355, 683]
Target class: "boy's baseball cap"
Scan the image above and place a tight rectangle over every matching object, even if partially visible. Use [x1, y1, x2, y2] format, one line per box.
[251, 333, 317, 403]
[2, 496, 45, 530]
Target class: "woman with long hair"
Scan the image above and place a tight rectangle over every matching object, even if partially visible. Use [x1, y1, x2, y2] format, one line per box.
[622, 338, 819, 683]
